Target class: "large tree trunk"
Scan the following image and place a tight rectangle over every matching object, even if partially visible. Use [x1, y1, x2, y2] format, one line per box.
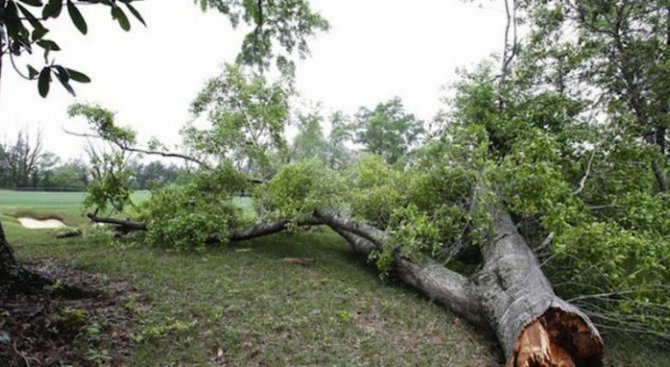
[475, 210, 602, 367]
[312, 208, 603, 367]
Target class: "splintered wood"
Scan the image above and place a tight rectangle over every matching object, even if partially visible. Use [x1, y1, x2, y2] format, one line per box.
[509, 308, 603, 367]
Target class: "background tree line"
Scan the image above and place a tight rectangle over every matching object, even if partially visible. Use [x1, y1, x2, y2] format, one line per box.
[0, 94, 423, 191]
[0, 129, 183, 191]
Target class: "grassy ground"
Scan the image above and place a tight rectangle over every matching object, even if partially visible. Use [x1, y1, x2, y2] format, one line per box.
[1, 191, 669, 366]
[0, 190, 150, 226]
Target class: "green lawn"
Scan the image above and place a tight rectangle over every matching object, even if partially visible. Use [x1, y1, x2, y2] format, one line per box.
[1, 191, 668, 366]
[0, 190, 150, 226]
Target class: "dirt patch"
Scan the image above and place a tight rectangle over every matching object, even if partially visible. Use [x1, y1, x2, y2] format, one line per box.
[17, 217, 66, 229]
[0, 259, 144, 366]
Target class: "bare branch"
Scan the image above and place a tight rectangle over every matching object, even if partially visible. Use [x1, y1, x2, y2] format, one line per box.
[573, 148, 597, 195]
[62, 126, 206, 166]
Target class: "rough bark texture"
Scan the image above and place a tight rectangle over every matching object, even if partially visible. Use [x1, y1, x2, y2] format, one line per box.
[316, 209, 486, 327]
[315, 208, 603, 366]
[475, 210, 603, 367]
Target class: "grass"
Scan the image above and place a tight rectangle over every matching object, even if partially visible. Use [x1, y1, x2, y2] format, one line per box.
[0, 190, 150, 226]
[2, 191, 669, 366]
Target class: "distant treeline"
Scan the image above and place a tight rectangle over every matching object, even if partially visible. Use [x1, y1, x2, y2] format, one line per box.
[0, 130, 183, 191]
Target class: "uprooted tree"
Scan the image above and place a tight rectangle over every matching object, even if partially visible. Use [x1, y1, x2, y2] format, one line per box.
[5, 0, 670, 366]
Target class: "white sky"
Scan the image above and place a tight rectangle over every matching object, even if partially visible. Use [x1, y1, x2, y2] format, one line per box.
[0, 0, 506, 161]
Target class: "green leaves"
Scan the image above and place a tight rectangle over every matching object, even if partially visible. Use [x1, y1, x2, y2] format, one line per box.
[37, 68, 51, 98]
[111, 6, 131, 31]
[5, 0, 143, 99]
[33, 66, 90, 98]
[255, 159, 345, 222]
[66, 68, 91, 83]
[27, 65, 39, 79]
[36, 39, 60, 51]
[54, 66, 75, 96]
[43, 0, 63, 19]
[67, 0, 88, 35]
[187, 64, 290, 170]
[124, 2, 146, 27]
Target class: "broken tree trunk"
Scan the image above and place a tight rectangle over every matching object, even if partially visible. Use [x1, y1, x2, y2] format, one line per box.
[315, 208, 486, 326]
[475, 210, 602, 367]
[312, 208, 603, 367]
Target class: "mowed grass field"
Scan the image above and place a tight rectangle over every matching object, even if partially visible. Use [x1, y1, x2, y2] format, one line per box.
[1, 190, 668, 366]
[0, 190, 151, 226]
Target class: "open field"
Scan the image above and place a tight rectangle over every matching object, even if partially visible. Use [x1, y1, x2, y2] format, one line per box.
[1, 191, 669, 366]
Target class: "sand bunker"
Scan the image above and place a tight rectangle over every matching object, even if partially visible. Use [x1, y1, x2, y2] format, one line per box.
[17, 217, 66, 229]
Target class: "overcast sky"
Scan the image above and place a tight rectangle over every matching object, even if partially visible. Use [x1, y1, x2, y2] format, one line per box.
[0, 0, 506, 161]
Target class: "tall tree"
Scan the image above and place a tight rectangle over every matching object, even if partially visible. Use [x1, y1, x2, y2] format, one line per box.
[354, 97, 424, 164]
[516, 0, 670, 191]
[4, 129, 45, 188]
[291, 110, 328, 163]
[326, 111, 355, 170]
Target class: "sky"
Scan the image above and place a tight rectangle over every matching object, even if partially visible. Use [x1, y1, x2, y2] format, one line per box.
[0, 0, 506, 161]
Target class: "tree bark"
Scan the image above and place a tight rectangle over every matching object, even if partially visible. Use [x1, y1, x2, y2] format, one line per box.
[229, 215, 322, 242]
[315, 209, 603, 366]
[0, 219, 52, 295]
[87, 213, 148, 235]
[1, 219, 96, 298]
[475, 210, 602, 367]
[315, 209, 486, 327]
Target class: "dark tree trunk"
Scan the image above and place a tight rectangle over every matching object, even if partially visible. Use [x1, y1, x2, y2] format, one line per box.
[1, 219, 96, 298]
[86, 213, 148, 235]
[0, 219, 52, 296]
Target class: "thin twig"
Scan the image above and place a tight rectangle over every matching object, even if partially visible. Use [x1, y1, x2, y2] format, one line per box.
[573, 148, 597, 195]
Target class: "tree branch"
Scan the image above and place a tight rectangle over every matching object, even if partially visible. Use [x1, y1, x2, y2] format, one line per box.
[573, 148, 596, 196]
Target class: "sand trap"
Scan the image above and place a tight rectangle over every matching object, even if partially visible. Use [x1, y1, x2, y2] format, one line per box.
[17, 217, 66, 229]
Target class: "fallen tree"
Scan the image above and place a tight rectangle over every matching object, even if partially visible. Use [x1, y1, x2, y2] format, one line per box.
[89, 205, 603, 366]
[314, 208, 603, 367]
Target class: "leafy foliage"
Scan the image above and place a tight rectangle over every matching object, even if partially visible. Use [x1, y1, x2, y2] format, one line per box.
[0, 0, 145, 96]
[254, 158, 344, 222]
[68, 103, 137, 214]
[354, 97, 425, 164]
[290, 111, 329, 163]
[82, 152, 133, 214]
[196, 0, 329, 74]
[138, 165, 249, 251]
[186, 64, 290, 174]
